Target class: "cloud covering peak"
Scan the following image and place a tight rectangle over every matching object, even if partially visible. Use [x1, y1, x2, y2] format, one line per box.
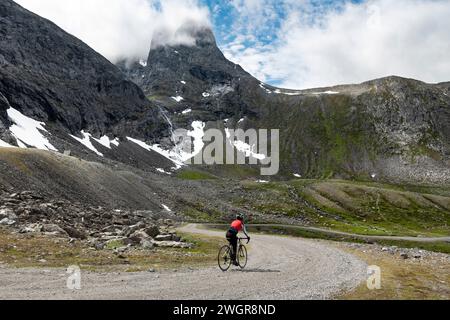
[16, 0, 211, 63]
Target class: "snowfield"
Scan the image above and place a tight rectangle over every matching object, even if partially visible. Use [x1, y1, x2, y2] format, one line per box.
[70, 131, 103, 157]
[7, 107, 58, 151]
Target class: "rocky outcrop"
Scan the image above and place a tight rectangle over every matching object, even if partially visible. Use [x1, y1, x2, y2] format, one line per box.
[0, 190, 192, 251]
[118, 24, 261, 130]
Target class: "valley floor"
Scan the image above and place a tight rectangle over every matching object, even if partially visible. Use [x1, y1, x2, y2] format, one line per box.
[0, 224, 448, 299]
[0, 224, 366, 300]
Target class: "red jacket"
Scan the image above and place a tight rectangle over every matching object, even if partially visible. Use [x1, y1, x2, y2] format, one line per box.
[231, 219, 244, 232]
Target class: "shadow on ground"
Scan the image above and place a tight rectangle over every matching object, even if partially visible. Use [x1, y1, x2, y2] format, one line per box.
[231, 268, 281, 273]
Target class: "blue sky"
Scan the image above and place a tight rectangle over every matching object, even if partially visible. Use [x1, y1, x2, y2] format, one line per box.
[16, 0, 450, 89]
[204, 0, 364, 49]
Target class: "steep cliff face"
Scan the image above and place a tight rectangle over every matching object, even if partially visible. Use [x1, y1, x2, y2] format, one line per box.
[118, 24, 262, 130]
[0, 0, 167, 149]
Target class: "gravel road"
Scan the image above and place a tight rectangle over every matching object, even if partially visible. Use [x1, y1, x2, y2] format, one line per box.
[0, 224, 367, 300]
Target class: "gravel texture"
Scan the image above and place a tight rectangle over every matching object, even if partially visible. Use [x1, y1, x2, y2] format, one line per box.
[0, 224, 367, 300]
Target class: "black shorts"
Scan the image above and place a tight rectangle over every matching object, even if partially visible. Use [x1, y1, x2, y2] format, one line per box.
[226, 228, 238, 239]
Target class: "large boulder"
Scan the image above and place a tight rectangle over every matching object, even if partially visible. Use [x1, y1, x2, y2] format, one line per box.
[128, 230, 150, 244]
[145, 225, 160, 238]
[41, 224, 68, 236]
[63, 226, 87, 240]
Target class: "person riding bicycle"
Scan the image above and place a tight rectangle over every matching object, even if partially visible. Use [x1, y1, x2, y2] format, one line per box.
[226, 214, 250, 266]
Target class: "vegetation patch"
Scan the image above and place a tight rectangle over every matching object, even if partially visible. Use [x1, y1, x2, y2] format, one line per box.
[0, 227, 222, 272]
[234, 179, 450, 237]
[339, 245, 450, 300]
[177, 170, 217, 180]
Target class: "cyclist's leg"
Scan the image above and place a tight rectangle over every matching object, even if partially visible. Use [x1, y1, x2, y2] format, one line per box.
[230, 235, 237, 262]
[226, 229, 238, 262]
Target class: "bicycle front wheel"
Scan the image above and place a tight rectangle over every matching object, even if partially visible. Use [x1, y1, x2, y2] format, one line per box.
[218, 245, 232, 271]
[237, 245, 248, 269]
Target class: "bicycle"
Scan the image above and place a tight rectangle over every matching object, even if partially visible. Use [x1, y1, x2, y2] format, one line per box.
[218, 237, 249, 271]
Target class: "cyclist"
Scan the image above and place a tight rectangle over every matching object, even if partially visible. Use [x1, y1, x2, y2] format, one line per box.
[226, 214, 250, 266]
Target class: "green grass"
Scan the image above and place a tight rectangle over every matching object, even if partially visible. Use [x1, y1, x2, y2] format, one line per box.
[340, 245, 450, 300]
[207, 224, 450, 254]
[232, 179, 450, 237]
[0, 227, 223, 272]
[177, 170, 217, 180]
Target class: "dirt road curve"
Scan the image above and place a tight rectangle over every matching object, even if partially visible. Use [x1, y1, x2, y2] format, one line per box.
[0, 224, 367, 300]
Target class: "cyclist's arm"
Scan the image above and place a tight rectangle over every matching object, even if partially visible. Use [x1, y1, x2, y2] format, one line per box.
[242, 223, 249, 239]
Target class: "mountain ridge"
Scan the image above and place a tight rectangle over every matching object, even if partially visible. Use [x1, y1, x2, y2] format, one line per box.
[119, 28, 450, 183]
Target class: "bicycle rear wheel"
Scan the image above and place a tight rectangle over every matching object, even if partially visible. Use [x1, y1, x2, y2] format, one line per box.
[237, 245, 248, 269]
[218, 245, 232, 271]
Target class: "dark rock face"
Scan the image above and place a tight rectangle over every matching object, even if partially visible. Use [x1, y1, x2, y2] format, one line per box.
[118, 25, 262, 129]
[0, 0, 166, 144]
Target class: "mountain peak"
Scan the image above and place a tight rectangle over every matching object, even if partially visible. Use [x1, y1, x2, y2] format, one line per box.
[150, 23, 216, 50]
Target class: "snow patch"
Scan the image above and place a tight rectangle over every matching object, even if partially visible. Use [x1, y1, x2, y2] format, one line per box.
[281, 92, 302, 96]
[293, 174, 302, 178]
[259, 83, 273, 94]
[179, 121, 206, 162]
[70, 131, 103, 156]
[312, 91, 339, 95]
[202, 92, 211, 98]
[225, 128, 266, 160]
[162, 204, 172, 212]
[180, 81, 186, 85]
[156, 168, 172, 175]
[93, 136, 119, 149]
[127, 121, 206, 169]
[7, 107, 58, 151]
[257, 180, 269, 183]
[172, 96, 184, 102]
[181, 108, 192, 115]
[127, 137, 184, 169]
[139, 59, 147, 67]
[371, 173, 377, 179]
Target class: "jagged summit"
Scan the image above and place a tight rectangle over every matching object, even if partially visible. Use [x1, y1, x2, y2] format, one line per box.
[150, 23, 217, 50]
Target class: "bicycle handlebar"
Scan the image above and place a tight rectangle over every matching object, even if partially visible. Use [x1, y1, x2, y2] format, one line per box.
[238, 237, 250, 244]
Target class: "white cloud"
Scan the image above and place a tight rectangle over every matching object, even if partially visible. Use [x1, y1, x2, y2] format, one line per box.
[222, 0, 450, 89]
[15, 0, 211, 63]
[14, 0, 450, 89]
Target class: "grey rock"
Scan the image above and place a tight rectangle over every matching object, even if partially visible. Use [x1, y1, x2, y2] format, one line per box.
[141, 239, 155, 250]
[62, 226, 87, 240]
[400, 252, 409, 259]
[41, 224, 68, 235]
[0, 218, 15, 226]
[0, 208, 16, 220]
[153, 240, 193, 249]
[145, 225, 160, 238]
[128, 230, 150, 244]
[155, 234, 173, 241]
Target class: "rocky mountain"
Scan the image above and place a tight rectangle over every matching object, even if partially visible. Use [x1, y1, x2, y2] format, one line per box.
[0, 0, 449, 242]
[1, 0, 449, 185]
[118, 24, 262, 130]
[120, 26, 450, 183]
[0, 0, 173, 169]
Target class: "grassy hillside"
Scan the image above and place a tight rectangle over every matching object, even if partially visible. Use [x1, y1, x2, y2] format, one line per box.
[235, 179, 450, 237]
